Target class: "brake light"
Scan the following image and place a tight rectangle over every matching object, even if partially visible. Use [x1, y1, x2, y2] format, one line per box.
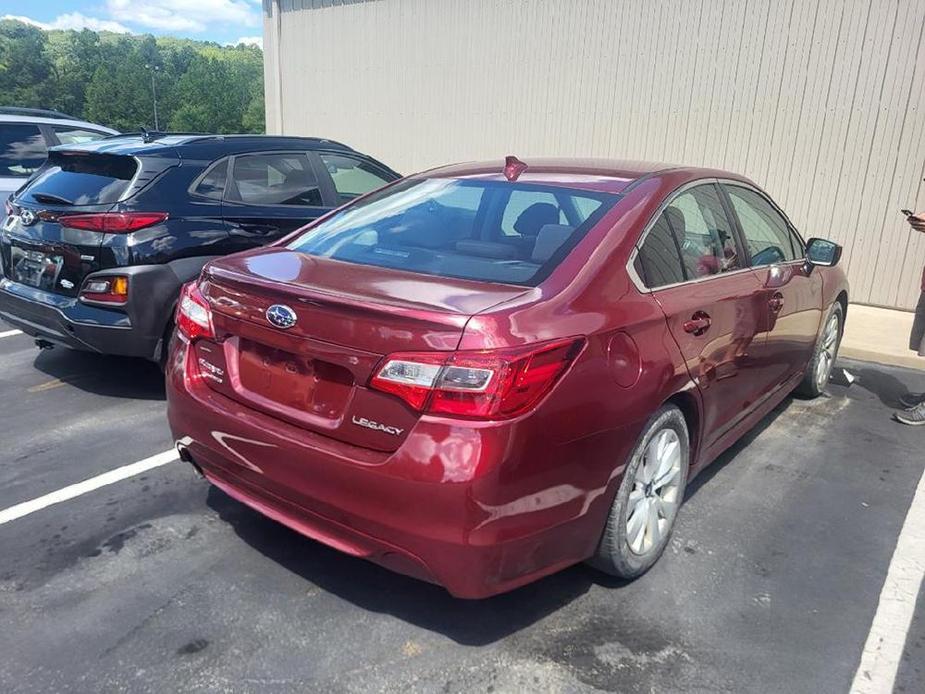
[370, 338, 584, 419]
[80, 275, 129, 304]
[176, 281, 214, 341]
[59, 212, 168, 233]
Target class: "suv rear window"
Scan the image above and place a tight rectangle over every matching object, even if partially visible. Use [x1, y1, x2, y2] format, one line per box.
[18, 151, 138, 206]
[287, 178, 618, 286]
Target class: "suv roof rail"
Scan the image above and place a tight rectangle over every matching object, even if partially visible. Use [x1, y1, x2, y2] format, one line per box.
[0, 106, 80, 120]
[139, 129, 211, 143]
[186, 133, 355, 151]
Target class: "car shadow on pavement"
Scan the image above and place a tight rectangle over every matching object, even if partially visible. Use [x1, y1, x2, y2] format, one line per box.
[205, 485, 625, 645]
[684, 394, 792, 499]
[849, 365, 916, 408]
[32, 348, 165, 401]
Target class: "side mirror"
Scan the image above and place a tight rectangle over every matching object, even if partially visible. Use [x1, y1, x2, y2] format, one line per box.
[805, 237, 842, 267]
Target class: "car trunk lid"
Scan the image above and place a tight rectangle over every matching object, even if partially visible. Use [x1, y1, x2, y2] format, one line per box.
[195, 248, 529, 451]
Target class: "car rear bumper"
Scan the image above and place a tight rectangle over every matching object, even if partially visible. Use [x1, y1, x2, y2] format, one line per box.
[167, 339, 625, 599]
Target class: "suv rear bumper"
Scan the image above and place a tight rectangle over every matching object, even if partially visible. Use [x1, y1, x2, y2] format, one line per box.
[0, 277, 158, 357]
[0, 263, 197, 360]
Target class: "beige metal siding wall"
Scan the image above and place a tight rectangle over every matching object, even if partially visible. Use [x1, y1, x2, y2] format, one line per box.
[266, 0, 925, 309]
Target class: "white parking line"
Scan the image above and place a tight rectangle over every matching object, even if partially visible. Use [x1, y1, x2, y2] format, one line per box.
[0, 449, 178, 526]
[0, 329, 23, 338]
[850, 465, 925, 693]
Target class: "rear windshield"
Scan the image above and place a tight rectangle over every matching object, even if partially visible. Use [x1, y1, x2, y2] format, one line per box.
[287, 178, 619, 286]
[18, 151, 138, 206]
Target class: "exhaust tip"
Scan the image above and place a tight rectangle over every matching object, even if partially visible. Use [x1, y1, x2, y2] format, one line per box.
[175, 441, 204, 477]
[34, 339, 55, 350]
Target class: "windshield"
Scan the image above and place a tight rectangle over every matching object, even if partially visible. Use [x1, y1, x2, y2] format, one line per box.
[287, 178, 619, 286]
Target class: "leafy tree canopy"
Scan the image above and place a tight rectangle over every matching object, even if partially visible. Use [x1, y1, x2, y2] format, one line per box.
[0, 19, 264, 134]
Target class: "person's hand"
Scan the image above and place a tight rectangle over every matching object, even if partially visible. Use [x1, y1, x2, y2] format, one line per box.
[908, 212, 925, 233]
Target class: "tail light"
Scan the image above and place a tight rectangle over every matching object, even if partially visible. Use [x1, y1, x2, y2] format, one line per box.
[59, 212, 168, 233]
[370, 338, 584, 419]
[80, 275, 129, 304]
[4, 199, 12, 217]
[176, 281, 214, 341]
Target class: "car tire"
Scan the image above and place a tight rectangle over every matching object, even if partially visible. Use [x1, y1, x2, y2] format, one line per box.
[795, 302, 843, 398]
[590, 404, 690, 579]
[158, 319, 175, 372]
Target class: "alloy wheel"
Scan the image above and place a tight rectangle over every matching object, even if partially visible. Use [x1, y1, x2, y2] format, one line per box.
[815, 312, 840, 390]
[626, 428, 683, 556]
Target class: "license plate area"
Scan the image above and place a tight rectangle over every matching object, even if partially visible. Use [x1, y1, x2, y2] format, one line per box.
[236, 338, 354, 420]
[9, 244, 64, 290]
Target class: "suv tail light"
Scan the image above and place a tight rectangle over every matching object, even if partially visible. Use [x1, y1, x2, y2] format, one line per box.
[59, 212, 168, 233]
[176, 281, 214, 341]
[370, 338, 584, 419]
[80, 275, 129, 304]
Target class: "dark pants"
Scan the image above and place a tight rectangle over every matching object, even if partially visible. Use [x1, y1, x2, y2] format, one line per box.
[912, 291, 925, 356]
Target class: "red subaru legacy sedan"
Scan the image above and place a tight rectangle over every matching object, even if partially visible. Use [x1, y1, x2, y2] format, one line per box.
[166, 157, 848, 598]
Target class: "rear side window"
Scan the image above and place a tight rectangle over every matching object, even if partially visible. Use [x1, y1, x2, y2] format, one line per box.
[287, 178, 616, 286]
[635, 216, 685, 288]
[52, 126, 108, 146]
[19, 151, 137, 206]
[231, 153, 323, 206]
[725, 185, 799, 263]
[194, 159, 228, 200]
[635, 184, 741, 288]
[667, 186, 741, 278]
[0, 124, 47, 177]
[319, 152, 394, 205]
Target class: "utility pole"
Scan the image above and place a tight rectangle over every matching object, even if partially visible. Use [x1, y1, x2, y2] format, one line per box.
[145, 64, 161, 131]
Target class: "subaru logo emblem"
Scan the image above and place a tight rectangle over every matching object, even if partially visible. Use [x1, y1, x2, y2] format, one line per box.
[20, 209, 36, 226]
[265, 304, 297, 329]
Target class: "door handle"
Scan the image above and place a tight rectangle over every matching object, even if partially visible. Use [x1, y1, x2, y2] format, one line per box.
[769, 292, 784, 313]
[683, 313, 712, 335]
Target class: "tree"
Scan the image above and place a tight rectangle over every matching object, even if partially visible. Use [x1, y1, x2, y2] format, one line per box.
[0, 18, 265, 134]
[45, 29, 102, 117]
[0, 20, 54, 107]
[84, 39, 153, 131]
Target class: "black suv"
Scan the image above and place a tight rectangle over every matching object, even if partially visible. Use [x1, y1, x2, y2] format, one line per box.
[0, 134, 399, 363]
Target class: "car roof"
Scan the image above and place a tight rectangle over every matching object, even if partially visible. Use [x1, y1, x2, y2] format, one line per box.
[419, 157, 753, 194]
[0, 113, 119, 133]
[51, 133, 358, 159]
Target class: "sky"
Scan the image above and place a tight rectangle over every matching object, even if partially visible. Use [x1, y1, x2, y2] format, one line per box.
[0, 0, 264, 48]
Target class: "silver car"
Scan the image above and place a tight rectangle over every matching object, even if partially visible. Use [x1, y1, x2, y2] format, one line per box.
[0, 108, 117, 199]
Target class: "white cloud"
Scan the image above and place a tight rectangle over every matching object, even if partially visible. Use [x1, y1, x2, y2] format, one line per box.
[231, 35, 262, 49]
[2, 13, 131, 33]
[106, 0, 260, 33]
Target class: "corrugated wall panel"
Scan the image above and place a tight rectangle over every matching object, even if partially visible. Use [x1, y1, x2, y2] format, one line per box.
[266, 0, 925, 309]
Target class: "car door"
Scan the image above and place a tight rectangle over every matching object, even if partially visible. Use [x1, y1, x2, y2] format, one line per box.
[222, 151, 333, 252]
[632, 182, 768, 449]
[721, 183, 822, 393]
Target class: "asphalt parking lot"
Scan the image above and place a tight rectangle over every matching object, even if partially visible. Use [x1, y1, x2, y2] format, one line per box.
[1, 322, 924, 694]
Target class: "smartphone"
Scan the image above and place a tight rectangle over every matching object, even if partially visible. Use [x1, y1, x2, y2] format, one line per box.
[902, 209, 915, 217]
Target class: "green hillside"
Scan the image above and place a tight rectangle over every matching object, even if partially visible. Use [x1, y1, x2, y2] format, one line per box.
[0, 19, 264, 133]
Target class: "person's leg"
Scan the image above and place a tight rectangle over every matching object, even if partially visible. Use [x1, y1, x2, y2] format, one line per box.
[910, 291, 925, 352]
[899, 291, 925, 411]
